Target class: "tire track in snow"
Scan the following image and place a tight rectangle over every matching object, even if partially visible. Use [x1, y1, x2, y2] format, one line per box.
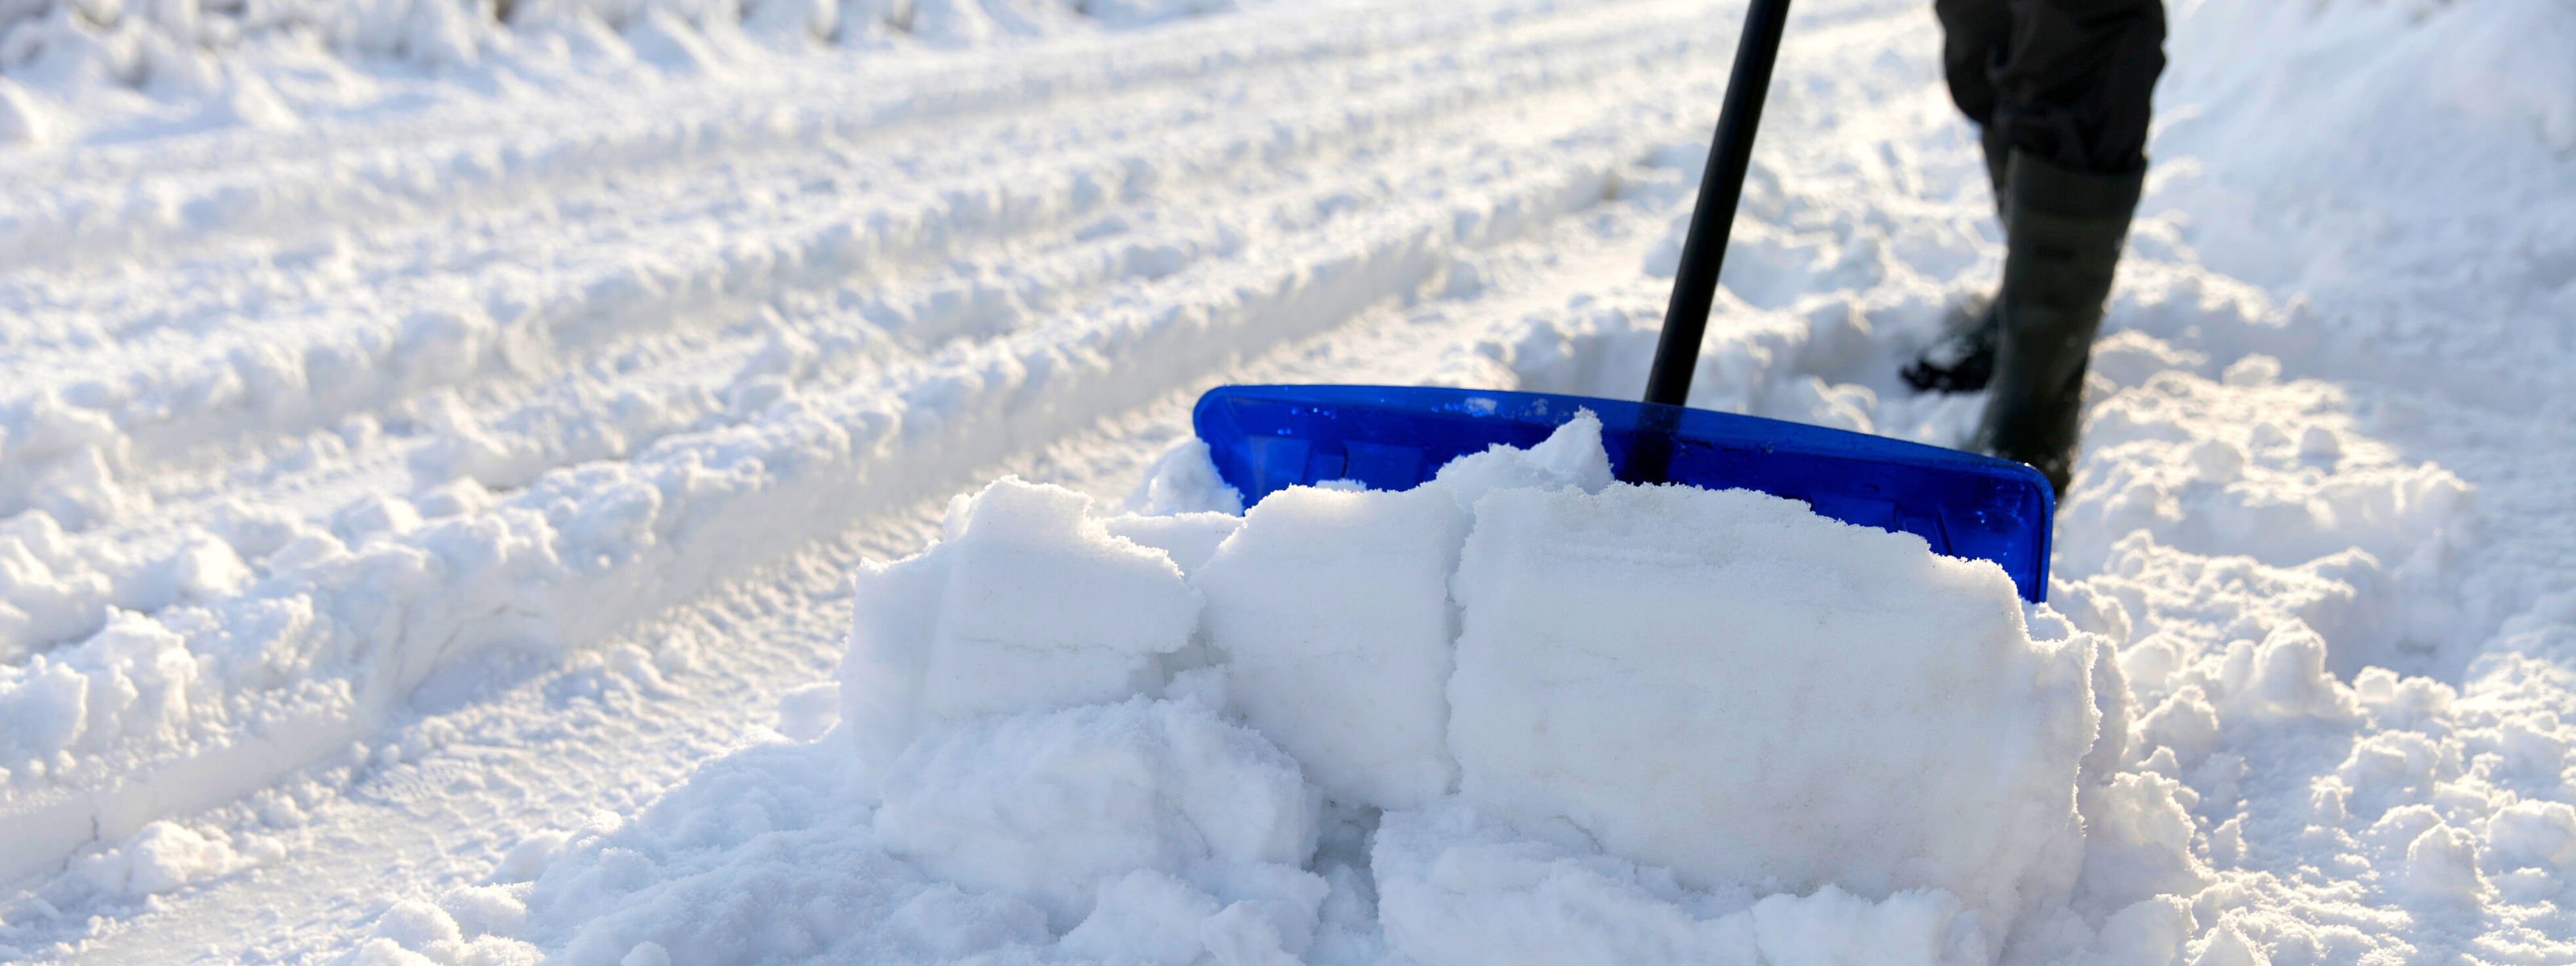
[3, 0, 1718, 646]
[0, 0, 1637, 273]
[0, 0, 1714, 518]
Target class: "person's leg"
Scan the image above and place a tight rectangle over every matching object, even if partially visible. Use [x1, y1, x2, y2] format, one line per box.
[1987, 0, 2165, 178]
[1904, 0, 2017, 394]
[1933, 0, 2014, 211]
[1973, 0, 2164, 494]
[1975, 159, 2141, 492]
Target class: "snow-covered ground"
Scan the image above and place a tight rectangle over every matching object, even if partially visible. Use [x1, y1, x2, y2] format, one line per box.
[2, 0, 2573, 962]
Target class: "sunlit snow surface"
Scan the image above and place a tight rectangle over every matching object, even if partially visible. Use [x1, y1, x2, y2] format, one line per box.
[2, 0, 2574, 963]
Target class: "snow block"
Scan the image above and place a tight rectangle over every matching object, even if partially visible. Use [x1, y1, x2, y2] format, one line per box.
[1446, 483, 2099, 948]
[838, 477, 1201, 768]
[1194, 483, 1472, 810]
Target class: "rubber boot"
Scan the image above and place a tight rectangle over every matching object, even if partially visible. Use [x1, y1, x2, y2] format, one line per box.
[1973, 151, 2143, 495]
[1900, 297, 1999, 393]
[1899, 126, 2015, 394]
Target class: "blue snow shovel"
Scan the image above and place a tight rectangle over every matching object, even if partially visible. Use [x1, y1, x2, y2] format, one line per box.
[1188, 0, 2055, 602]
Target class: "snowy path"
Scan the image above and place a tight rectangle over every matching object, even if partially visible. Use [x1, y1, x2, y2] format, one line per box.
[0, 0, 1722, 873]
[2, 0, 1775, 953]
[5, 0, 2574, 963]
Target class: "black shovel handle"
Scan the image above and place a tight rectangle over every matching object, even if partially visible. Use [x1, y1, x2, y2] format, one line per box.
[1641, 0, 1795, 407]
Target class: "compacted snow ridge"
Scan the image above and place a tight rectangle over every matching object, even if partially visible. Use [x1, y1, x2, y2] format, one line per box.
[3, 0, 2572, 963]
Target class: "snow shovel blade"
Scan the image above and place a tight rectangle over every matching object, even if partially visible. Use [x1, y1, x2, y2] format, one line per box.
[1192, 384, 2054, 602]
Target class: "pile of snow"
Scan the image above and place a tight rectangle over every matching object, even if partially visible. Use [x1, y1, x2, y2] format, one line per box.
[1366, 12, 2574, 962]
[361, 415, 2175, 966]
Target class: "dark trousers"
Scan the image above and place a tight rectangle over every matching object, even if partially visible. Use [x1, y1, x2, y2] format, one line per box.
[1934, 0, 2166, 176]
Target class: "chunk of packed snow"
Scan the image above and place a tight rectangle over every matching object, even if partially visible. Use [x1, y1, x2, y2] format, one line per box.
[1193, 481, 1470, 810]
[1445, 481, 2101, 950]
[837, 477, 1201, 768]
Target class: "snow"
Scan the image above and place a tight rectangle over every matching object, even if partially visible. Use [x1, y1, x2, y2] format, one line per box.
[1100, 510, 1241, 578]
[4, 0, 2574, 962]
[335, 419, 2150, 966]
[0, 0, 1245, 147]
[310, 697, 1328, 965]
[1194, 481, 1467, 811]
[838, 477, 1201, 770]
[72, 819, 279, 899]
[876, 698, 1325, 938]
[1373, 804, 1980, 966]
[0, 0, 1591, 874]
[1447, 481, 2103, 957]
[1425, 409, 1615, 510]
